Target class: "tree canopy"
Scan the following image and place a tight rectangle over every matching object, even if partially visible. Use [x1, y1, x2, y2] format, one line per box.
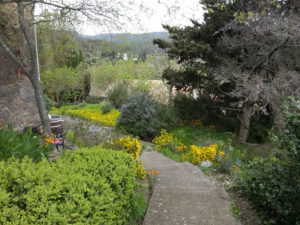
[154, 0, 300, 142]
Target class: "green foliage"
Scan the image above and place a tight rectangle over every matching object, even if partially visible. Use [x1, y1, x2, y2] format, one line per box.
[65, 120, 105, 147]
[217, 141, 243, 173]
[236, 97, 300, 224]
[85, 95, 103, 104]
[90, 61, 118, 91]
[37, 11, 83, 70]
[107, 80, 130, 109]
[248, 112, 273, 143]
[102, 100, 114, 114]
[0, 125, 52, 162]
[154, 0, 296, 143]
[42, 67, 91, 105]
[153, 0, 237, 81]
[171, 124, 234, 147]
[174, 93, 208, 121]
[170, 125, 273, 174]
[90, 59, 158, 93]
[160, 147, 182, 162]
[231, 201, 242, 220]
[41, 67, 79, 104]
[129, 192, 147, 223]
[103, 136, 147, 180]
[81, 71, 91, 98]
[0, 147, 136, 224]
[173, 93, 238, 132]
[117, 92, 176, 139]
[64, 50, 83, 69]
[80, 32, 168, 66]
[63, 119, 123, 148]
[43, 94, 54, 111]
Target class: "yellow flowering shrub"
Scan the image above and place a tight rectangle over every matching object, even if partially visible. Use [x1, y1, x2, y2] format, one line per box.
[153, 129, 187, 153]
[232, 164, 239, 170]
[116, 136, 141, 160]
[152, 129, 174, 151]
[65, 108, 120, 126]
[107, 136, 146, 179]
[153, 130, 226, 166]
[219, 150, 225, 157]
[136, 160, 147, 179]
[50, 105, 120, 127]
[182, 144, 222, 165]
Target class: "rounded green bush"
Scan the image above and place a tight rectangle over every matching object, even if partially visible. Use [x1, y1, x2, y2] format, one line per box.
[102, 100, 114, 114]
[0, 147, 136, 224]
[107, 81, 130, 109]
[117, 92, 176, 139]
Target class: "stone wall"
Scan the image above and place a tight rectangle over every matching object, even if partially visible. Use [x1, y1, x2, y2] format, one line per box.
[0, 3, 40, 131]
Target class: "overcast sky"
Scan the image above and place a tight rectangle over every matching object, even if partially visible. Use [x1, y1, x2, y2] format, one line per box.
[36, 0, 204, 35]
[79, 0, 204, 35]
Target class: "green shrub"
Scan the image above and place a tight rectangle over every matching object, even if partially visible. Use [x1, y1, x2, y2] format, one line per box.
[129, 193, 147, 223]
[42, 68, 91, 106]
[102, 100, 114, 114]
[248, 111, 273, 143]
[85, 95, 103, 104]
[236, 97, 300, 224]
[0, 147, 136, 224]
[44, 94, 54, 111]
[117, 92, 176, 139]
[0, 125, 52, 162]
[153, 103, 178, 129]
[81, 71, 91, 99]
[173, 93, 238, 132]
[107, 80, 130, 108]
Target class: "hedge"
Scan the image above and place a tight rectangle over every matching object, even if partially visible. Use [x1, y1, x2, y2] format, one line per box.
[0, 147, 136, 224]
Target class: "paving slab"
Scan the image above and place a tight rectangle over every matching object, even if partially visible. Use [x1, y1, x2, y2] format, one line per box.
[140, 150, 241, 225]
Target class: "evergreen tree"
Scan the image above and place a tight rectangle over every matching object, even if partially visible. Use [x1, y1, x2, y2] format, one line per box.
[154, 0, 300, 142]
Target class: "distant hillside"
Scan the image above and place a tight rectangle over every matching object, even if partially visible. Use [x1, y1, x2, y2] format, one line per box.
[79, 32, 169, 43]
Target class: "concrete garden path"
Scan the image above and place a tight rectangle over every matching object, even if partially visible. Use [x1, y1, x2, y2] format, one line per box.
[53, 115, 240, 224]
[140, 150, 241, 225]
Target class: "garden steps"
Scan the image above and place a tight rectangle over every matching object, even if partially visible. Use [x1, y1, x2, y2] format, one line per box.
[140, 150, 241, 225]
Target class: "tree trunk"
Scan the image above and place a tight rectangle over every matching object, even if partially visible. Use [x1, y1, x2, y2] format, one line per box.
[30, 75, 51, 134]
[55, 92, 60, 106]
[239, 102, 253, 143]
[273, 108, 285, 132]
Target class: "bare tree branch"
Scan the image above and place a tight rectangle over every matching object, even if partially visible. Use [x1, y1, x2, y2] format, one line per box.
[248, 37, 289, 79]
[17, 2, 35, 71]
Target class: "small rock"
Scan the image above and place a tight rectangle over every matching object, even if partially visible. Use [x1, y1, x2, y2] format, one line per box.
[200, 160, 213, 167]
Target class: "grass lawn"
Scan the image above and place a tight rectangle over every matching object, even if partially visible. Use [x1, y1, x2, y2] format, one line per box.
[171, 125, 234, 147]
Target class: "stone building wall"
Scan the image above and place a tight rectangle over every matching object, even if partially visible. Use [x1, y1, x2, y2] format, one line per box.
[0, 3, 40, 131]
